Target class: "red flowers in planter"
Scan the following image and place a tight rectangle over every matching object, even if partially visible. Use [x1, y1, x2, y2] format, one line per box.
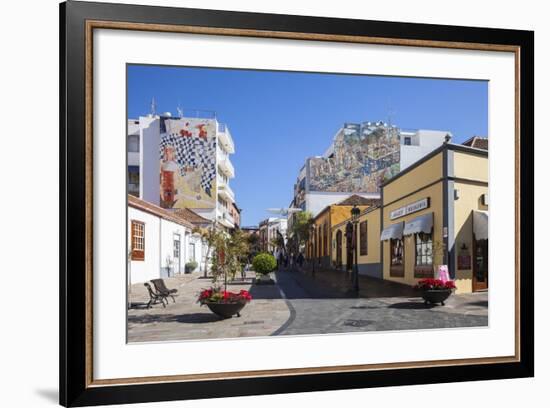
[198, 288, 252, 305]
[415, 278, 456, 290]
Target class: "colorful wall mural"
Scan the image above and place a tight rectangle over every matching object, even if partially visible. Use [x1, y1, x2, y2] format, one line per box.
[307, 122, 401, 194]
[159, 118, 217, 209]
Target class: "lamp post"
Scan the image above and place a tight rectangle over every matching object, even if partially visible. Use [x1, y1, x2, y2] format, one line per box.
[310, 223, 316, 278]
[351, 205, 361, 293]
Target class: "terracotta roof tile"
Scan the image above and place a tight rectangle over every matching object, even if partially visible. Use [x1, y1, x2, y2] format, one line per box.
[172, 207, 212, 226]
[462, 136, 488, 150]
[128, 195, 194, 228]
[336, 194, 381, 207]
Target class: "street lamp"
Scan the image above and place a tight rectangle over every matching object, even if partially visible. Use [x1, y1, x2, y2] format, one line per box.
[351, 205, 361, 293]
[310, 223, 317, 278]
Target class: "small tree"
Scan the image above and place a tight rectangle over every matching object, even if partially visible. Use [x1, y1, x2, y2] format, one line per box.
[290, 211, 313, 255]
[252, 253, 277, 275]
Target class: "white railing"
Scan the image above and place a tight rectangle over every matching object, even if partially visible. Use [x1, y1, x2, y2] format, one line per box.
[218, 183, 235, 202]
[217, 123, 235, 154]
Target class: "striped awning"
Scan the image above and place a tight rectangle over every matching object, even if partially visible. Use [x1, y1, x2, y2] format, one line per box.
[473, 210, 488, 240]
[380, 222, 404, 241]
[403, 213, 433, 236]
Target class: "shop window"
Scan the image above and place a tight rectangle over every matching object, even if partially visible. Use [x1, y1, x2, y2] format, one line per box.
[359, 221, 368, 256]
[131, 220, 145, 261]
[414, 232, 434, 278]
[390, 238, 404, 277]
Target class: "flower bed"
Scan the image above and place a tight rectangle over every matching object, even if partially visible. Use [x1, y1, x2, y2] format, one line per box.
[198, 288, 252, 319]
[414, 278, 456, 291]
[198, 288, 252, 305]
[415, 279, 456, 306]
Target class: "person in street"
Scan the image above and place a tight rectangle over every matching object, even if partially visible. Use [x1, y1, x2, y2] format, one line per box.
[297, 252, 304, 267]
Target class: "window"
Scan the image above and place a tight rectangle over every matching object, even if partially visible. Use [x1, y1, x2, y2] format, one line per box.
[173, 236, 181, 259]
[128, 166, 140, 195]
[404, 136, 411, 146]
[390, 238, 404, 277]
[128, 134, 140, 152]
[414, 231, 433, 278]
[415, 232, 433, 266]
[359, 221, 368, 256]
[131, 220, 145, 261]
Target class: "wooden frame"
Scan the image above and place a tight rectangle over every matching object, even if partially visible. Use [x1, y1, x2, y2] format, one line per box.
[60, 1, 534, 406]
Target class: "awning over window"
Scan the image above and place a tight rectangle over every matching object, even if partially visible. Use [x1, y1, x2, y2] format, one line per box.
[403, 213, 433, 236]
[380, 222, 404, 241]
[473, 210, 489, 240]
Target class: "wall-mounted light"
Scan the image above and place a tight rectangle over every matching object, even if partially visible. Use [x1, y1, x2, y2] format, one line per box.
[454, 189, 460, 200]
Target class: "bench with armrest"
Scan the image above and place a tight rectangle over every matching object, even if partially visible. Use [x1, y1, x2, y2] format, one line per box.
[150, 278, 178, 303]
[144, 282, 167, 309]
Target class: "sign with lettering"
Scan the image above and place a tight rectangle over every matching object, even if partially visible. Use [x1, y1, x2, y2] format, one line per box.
[390, 198, 430, 220]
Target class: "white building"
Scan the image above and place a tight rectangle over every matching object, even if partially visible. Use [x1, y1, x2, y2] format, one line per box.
[399, 129, 450, 169]
[258, 217, 288, 255]
[128, 110, 238, 230]
[128, 195, 205, 285]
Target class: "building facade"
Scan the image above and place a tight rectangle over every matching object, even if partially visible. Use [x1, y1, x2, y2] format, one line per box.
[127, 111, 238, 230]
[306, 195, 380, 268]
[258, 217, 288, 254]
[127, 195, 205, 285]
[326, 143, 488, 294]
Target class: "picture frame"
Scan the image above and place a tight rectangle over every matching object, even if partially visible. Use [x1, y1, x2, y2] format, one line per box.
[60, 1, 534, 406]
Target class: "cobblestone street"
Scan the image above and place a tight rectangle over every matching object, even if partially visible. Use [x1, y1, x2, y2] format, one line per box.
[128, 267, 488, 342]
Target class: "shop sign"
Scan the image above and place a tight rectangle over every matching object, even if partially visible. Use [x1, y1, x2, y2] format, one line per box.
[390, 198, 430, 220]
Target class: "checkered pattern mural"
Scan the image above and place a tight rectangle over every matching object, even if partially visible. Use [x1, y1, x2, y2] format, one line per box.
[159, 132, 217, 197]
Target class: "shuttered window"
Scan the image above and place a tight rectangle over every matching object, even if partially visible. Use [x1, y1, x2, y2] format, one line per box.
[131, 220, 145, 261]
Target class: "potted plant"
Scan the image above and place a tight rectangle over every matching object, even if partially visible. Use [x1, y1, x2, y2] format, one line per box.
[185, 260, 198, 274]
[197, 288, 252, 318]
[415, 278, 456, 306]
[252, 252, 277, 284]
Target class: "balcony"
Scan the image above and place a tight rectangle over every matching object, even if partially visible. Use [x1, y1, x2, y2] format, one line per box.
[217, 123, 235, 154]
[218, 157, 235, 178]
[216, 207, 235, 229]
[218, 183, 235, 202]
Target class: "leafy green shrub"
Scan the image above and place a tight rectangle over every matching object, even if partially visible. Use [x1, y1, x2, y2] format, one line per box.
[252, 253, 277, 275]
[185, 261, 198, 273]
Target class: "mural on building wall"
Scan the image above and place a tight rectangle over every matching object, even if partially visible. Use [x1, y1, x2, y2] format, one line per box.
[307, 122, 400, 193]
[159, 118, 217, 209]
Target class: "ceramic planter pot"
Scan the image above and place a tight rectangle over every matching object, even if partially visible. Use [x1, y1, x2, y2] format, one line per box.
[421, 288, 452, 306]
[205, 301, 247, 318]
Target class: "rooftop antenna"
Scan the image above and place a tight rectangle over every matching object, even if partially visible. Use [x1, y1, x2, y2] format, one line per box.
[386, 98, 396, 128]
[150, 97, 157, 116]
[176, 103, 184, 118]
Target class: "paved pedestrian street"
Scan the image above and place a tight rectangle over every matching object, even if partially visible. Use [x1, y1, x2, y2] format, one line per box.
[127, 269, 488, 343]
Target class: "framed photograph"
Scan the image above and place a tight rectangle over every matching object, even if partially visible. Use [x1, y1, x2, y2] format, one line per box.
[60, 1, 534, 406]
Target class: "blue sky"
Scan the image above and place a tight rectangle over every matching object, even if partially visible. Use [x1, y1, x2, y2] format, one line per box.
[128, 65, 488, 227]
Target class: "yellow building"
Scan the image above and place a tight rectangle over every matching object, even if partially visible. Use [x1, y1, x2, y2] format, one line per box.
[325, 143, 488, 294]
[307, 195, 379, 268]
[380, 143, 488, 294]
[331, 206, 382, 278]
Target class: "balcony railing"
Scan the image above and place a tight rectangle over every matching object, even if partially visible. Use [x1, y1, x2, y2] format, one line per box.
[217, 123, 235, 154]
[218, 157, 235, 178]
[218, 183, 235, 202]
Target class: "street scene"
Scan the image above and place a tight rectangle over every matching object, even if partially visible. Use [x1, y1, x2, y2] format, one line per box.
[128, 267, 487, 342]
[127, 65, 489, 342]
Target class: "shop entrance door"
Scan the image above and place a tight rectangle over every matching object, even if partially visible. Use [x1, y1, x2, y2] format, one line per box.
[473, 239, 488, 291]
